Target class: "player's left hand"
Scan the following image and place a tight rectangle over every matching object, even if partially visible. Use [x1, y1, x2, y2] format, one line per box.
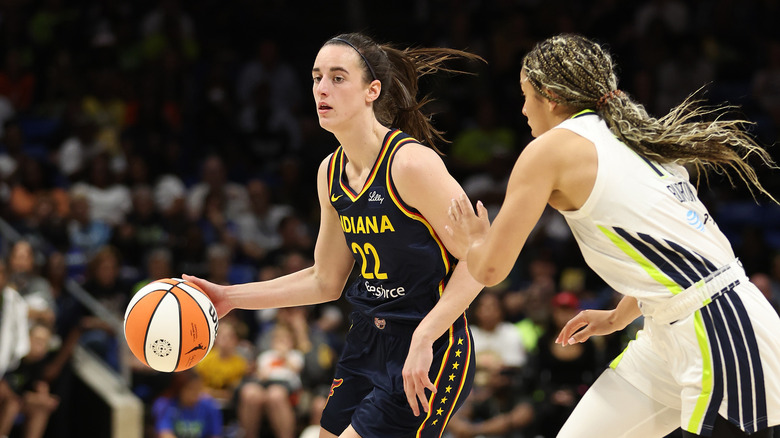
[445, 194, 490, 256]
[555, 309, 618, 346]
[402, 336, 437, 416]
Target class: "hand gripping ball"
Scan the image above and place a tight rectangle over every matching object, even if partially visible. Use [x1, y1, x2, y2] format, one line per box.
[124, 278, 219, 372]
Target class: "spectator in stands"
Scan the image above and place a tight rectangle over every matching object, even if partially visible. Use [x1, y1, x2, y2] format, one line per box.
[69, 152, 132, 227]
[237, 308, 306, 438]
[55, 115, 99, 184]
[80, 68, 128, 169]
[41, 251, 68, 328]
[771, 252, 780, 301]
[449, 97, 517, 178]
[78, 245, 127, 369]
[111, 184, 168, 267]
[751, 40, 780, 136]
[6, 239, 56, 328]
[235, 178, 293, 266]
[65, 189, 112, 280]
[470, 290, 528, 372]
[153, 369, 222, 438]
[0, 322, 59, 438]
[130, 246, 174, 296]
[0, 48, 36, 112]
[0, 119, 24, 186]
[186, 154, 249, 223]
[17, 190, 70, 254]
[531, 292, 600, 438]
[264, 215, 314, 267]
[503, 257, 558, 324]
[0, 259, 30, 379]
[297, 305, 341, 438]
[196, 188, 239, 252]
[7, 157, 69, 228]
[194, 317, 249, 406]
[751, 272, 780, 315]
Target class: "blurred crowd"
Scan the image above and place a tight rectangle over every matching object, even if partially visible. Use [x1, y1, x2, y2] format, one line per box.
[1, 0, 780, 437]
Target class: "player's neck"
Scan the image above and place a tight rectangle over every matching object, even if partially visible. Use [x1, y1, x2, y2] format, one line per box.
[337, 121, 390, 172]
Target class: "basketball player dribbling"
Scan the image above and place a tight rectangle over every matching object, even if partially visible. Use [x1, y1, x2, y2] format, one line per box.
[185, 32, 487, 438]
[447, 34, 780, 438]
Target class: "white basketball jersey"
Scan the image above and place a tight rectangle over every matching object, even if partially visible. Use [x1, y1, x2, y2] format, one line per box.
[555, 113, 735, 308]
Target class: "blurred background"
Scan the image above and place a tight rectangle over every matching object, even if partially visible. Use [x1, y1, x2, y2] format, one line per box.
[0, 0, 779, 437]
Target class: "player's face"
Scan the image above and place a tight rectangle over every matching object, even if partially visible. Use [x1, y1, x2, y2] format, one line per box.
[520, 71, 555, 137]
[312, 44, 372, 133]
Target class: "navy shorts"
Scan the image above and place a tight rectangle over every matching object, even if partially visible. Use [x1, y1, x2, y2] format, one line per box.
[321, 311, 475, 437]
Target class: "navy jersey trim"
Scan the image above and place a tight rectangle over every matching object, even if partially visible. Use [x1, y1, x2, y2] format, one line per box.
[385, 135, 455, 277]
[613, 226, 717, 290]
[699, 291, 767, 434]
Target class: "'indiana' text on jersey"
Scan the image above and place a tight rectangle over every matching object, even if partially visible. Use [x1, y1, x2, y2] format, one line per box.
[327, 130, 456, 322]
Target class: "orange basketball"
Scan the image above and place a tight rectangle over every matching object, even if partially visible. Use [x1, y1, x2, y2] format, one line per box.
[123, 278, 219, 372]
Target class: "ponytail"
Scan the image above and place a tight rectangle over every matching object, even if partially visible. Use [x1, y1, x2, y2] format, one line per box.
[325, 33, 485, 154]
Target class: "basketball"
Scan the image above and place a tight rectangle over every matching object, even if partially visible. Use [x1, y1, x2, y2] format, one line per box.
[123, 278, 219, 372]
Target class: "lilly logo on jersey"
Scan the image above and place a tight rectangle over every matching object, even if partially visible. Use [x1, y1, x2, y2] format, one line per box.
[368, 190, 385, 204]
[365, 281, 406, 299]
[367, 187, 386, 209]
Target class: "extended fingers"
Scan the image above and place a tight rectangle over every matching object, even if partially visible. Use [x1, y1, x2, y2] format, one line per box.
[404, 370, 437, 416]
[448, 198, 463, 222]
[556, 313, 589, 346]
[403, 375, 420, 417]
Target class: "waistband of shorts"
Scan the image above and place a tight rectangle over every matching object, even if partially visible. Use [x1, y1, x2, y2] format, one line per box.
[349, 311, 467, 338]
[641, 259, 745, 325]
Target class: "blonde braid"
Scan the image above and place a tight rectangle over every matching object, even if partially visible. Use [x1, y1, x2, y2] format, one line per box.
[523, 34, 778, 203]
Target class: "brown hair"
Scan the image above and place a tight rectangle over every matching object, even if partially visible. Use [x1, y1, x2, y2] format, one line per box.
[522, 34, 778, 203]
[324, 32, 485, 154]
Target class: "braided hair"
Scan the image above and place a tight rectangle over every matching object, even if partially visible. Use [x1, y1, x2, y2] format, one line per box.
[522, 34, 777, 202]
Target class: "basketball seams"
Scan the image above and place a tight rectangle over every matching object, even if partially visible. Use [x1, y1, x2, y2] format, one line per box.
[166, 289, 183, 372]
[124, 278, 217, 373]
[176, 281, 217, 356]
[169, 285, 209, 371]
[124, 290, 167, 367]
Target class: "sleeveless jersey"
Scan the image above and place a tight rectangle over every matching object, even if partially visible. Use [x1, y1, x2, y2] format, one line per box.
[327, 129, 457, 323]
[555, 112, 735, 308]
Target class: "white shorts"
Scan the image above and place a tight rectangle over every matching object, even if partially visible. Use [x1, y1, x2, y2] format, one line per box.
[611, 278, 780, 435]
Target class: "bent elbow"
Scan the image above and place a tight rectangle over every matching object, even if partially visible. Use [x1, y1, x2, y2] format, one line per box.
[322, 286, 343, 302]
[474, 265, 506, 288]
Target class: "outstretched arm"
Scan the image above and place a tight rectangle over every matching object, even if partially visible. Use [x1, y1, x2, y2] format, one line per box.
[447, 129, 596, 286]
[185, 156, 355, 317]
[391, 144, 485, 416]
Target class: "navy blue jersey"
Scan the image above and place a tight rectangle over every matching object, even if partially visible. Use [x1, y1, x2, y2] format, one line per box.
[327, 129, 457, 324]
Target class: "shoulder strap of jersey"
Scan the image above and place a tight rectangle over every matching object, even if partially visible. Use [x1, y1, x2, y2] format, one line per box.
[326, 146, 342, 196]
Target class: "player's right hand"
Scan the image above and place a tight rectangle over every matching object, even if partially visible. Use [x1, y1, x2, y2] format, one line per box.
[182, 274, 233, 318]
[445, 194, 489, 257]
